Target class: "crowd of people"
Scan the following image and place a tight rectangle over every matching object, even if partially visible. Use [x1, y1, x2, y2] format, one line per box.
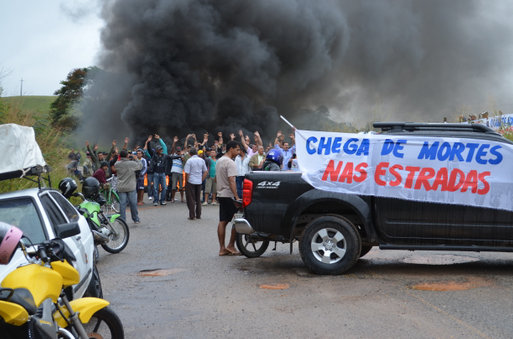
[66, 129, 298, 255]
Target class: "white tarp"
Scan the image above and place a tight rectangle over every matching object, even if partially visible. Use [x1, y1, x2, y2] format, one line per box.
[295, 129, 513, 211]
[0, 124, 46, 176]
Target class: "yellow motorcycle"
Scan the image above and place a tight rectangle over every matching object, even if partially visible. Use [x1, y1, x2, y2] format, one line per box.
[0, 222, 124, 339]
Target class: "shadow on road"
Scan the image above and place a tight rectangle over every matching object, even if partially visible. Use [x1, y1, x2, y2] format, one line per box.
[232, 249, 513, 282]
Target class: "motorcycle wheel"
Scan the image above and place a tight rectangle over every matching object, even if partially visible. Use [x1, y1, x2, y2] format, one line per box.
[101, 218, 130, 254]
[81, 306, 124, 339]
[236, 233, 269, 258]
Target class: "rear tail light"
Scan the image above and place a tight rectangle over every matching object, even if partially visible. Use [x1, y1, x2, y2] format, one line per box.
[242, 179, 253, 208]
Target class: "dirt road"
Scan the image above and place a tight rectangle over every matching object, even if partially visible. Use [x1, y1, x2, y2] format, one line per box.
[97, 200, 513, 338]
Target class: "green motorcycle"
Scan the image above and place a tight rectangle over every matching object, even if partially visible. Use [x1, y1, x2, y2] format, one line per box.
[75, 192, 130, 254]
[60, 177, 130, 255]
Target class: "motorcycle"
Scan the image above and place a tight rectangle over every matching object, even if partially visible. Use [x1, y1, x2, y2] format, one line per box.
[59, 175, 130, 256]
[0, 222, 124, 338]
[74, 191, 130, 255]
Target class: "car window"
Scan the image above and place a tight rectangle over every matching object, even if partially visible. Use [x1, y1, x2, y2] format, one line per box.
[50, 192, 80, 222]
[0, 197, 47, 244]
[40, 193, 68, 231]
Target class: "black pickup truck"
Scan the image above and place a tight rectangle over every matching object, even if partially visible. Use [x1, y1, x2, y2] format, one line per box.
[234, 122, 513, 275]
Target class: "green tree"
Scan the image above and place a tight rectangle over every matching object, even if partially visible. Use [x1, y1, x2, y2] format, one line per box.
[50, 67, 91, 129]
[0, 97, 6, 120]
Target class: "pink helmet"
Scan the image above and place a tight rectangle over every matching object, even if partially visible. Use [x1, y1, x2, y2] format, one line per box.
[0, 222, 23, 264]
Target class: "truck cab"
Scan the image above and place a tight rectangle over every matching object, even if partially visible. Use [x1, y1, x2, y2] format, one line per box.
[235, 122, 513, 275]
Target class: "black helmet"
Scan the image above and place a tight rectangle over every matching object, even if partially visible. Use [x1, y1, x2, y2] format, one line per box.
[82, 177, 100, 200]
[58, 177, 78, 198]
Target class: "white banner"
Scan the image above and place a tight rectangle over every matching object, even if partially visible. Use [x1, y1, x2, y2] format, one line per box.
[295, 129, 513, 211]
[468, 113, 513, 131]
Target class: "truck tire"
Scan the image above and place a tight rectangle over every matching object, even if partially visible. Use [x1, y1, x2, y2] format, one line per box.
[236, 233, 270, 258]
[299, 216, 361, 275]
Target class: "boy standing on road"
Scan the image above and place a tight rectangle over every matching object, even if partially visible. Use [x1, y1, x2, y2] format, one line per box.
[149, 135, 169, 206]
[215, 141, 241, 256]
[136, 149, 147, 205]
[203, 151, 217, 205]
[170, 136, 185, 203]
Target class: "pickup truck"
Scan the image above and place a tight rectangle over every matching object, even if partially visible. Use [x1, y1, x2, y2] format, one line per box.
[234, 122, 513, 275]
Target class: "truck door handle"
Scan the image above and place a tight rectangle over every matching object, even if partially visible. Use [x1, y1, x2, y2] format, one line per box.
[75, 236, 81, 241]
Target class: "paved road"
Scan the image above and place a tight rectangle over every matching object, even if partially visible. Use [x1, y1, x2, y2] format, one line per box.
[97, 199, 513, 339]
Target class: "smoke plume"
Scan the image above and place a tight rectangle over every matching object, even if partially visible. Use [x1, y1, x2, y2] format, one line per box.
[80, 0, 513, 143]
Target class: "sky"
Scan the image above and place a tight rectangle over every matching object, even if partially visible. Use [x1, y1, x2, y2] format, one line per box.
[0, 0, 102, 97]
[2, 0, 513, 133]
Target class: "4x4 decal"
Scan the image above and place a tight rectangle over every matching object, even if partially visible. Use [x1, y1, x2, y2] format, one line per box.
[257, 181, 281, 189]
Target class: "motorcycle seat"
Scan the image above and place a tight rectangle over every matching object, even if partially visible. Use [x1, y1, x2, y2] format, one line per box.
[0, 288, 37, 315]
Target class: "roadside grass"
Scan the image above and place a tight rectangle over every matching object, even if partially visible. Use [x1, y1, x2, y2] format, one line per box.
[2, 96, 56, 115]
[499, 127, 513, 142]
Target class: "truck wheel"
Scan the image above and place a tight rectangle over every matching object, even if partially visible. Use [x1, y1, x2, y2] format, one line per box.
[299, 216, 361, 275]
[236, 233, 270, 258]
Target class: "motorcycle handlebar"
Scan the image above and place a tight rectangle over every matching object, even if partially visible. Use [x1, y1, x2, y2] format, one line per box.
[24, 240, 65, 263]
[38, 246, 49, 263]
[72, 192, 85, 200]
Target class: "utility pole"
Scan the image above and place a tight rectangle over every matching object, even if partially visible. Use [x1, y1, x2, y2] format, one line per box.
[20, 78, 23, 97]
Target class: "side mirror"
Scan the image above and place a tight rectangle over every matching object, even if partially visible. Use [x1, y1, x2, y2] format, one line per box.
[55, 222, 80, 239]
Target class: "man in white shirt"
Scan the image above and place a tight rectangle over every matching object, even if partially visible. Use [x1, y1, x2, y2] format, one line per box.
[234, 148, 250, 198]
[184, 148, 208, 220]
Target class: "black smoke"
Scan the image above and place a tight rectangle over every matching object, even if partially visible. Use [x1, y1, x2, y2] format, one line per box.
[79, 0, 513, 143]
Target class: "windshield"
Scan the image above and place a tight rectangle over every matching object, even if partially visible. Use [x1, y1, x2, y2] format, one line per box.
[0, 197, 46, 244]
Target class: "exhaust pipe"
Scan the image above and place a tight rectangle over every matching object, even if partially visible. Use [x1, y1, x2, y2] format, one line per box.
[92, 229, 109, 243]
[233, 217, 254, 234]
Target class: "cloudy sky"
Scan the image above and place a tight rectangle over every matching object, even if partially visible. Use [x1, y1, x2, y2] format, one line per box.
[2, 0, 513, 132]
[0, 0, 102, 96]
